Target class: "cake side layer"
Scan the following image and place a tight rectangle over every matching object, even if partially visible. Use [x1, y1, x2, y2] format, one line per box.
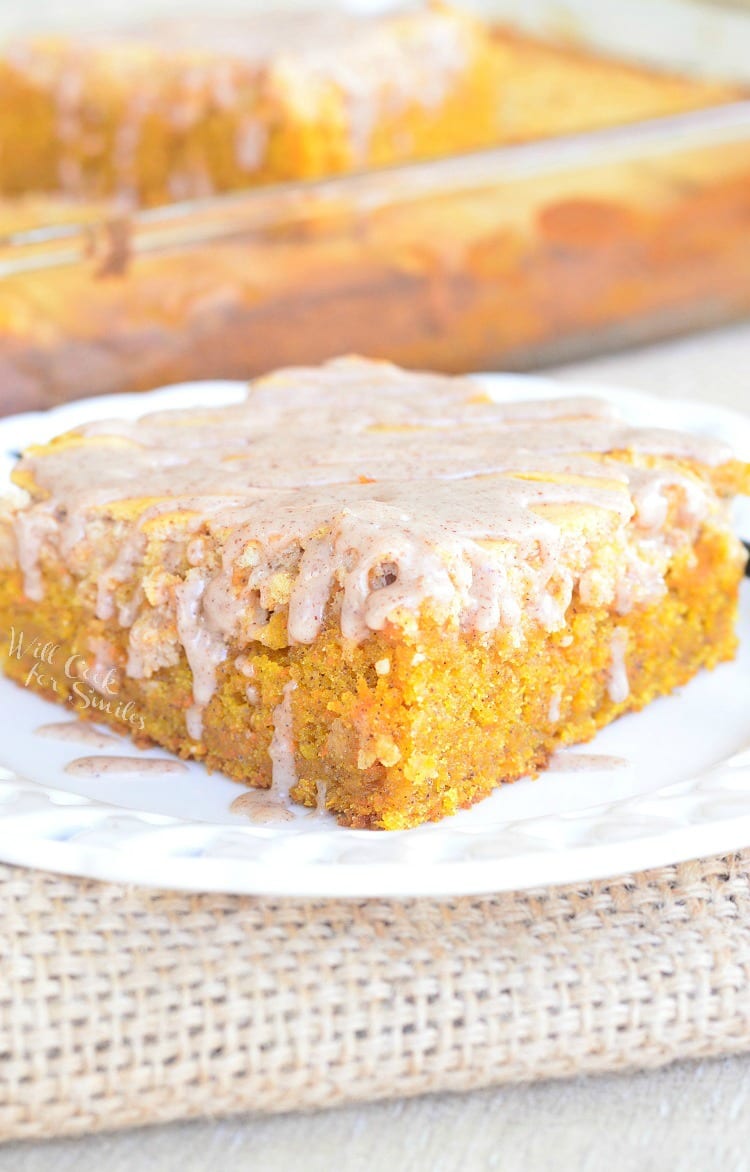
[0, 525, 743, 828]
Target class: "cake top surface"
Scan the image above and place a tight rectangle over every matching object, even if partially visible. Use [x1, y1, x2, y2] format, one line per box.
[13, 354, 731, 498]
[4, 355, 745, 737]
[6, 355, 736, 604]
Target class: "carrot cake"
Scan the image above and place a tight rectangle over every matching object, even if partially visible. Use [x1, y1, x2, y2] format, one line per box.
[0, 4, 733, 206]
[0, 4, 500, 204]
[0, 5, 743, 414]
[0, 356, 748, 828]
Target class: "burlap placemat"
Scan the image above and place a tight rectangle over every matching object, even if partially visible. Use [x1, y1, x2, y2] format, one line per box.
[3, 850, 750, 1143]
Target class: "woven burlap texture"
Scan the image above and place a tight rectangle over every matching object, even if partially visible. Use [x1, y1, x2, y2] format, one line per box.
[3, 851, 750, 1142]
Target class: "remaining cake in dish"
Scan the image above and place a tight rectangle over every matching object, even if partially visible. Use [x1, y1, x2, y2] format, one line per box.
[0, 5, 742, 414]
[0, 3, 733, 205]
[0, 357, 748, 828]
[0, 4, 501, 204]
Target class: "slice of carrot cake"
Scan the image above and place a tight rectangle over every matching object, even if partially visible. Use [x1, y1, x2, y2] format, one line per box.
[0, 356, 747, 828]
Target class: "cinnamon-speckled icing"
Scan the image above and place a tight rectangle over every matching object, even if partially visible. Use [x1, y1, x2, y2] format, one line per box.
[64, 755, 189, 777]
[3, 357, 738, 738]
[34, 721, 122, 749]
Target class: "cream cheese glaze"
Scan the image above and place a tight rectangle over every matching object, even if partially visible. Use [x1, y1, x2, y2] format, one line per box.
[3, 357, 737, 739]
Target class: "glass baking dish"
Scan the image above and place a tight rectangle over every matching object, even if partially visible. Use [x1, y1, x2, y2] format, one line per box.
[1, 2, 750, 414]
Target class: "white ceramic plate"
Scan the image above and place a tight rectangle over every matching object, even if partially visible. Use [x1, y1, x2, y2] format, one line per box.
[0, 376, 748, 897]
